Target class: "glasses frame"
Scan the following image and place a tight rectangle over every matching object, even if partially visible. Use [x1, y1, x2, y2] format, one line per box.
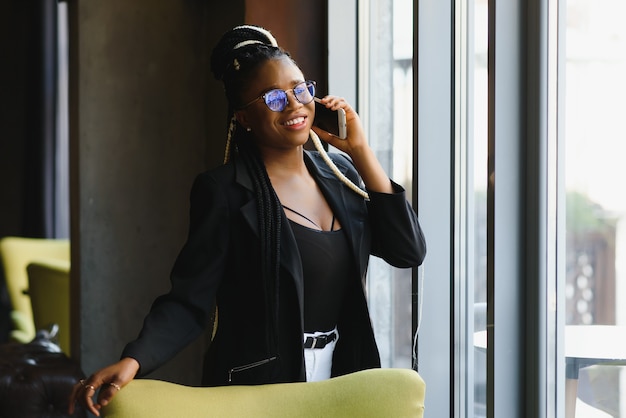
[240, 80, 317, 112]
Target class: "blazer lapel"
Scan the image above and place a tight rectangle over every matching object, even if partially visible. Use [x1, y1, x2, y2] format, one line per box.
[236, 159, 260, 238]
[235, 159, 305, 314]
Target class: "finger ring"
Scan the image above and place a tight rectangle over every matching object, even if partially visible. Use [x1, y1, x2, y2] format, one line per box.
[79, 379, 86, 386]
[108, 382, 121, 391]
[85, 384, 96, 392]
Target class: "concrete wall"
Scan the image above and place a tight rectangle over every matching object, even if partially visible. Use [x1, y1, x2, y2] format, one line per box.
[68, 1, 243, 383]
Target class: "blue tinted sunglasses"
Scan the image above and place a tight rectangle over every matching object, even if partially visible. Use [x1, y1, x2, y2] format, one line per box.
[241, 80, 316, 112]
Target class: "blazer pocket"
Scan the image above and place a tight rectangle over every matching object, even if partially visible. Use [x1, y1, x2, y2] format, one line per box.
[228, 356, 278, 383]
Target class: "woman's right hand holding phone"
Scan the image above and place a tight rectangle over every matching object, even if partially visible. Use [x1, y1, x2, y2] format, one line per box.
[312, 96, 394, 194]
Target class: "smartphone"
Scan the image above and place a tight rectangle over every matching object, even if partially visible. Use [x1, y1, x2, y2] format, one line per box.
[313, 98, 347, 139]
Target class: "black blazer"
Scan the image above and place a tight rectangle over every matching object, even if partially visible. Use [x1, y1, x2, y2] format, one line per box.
[122, 151, 426, 386]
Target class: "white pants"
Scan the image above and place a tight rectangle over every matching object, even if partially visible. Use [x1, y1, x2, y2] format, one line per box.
[303, 328, 338, 382]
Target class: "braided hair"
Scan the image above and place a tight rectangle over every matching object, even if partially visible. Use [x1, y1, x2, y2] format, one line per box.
[210, 25, 286, 354]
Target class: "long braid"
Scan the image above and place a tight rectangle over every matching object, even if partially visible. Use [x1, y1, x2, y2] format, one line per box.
[310, 130, 370, 200]
[222, 104, 282, 349]
[238, 141, 282, 352]
[211, 26, 287, 356]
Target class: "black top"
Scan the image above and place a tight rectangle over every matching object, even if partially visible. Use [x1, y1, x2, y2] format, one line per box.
[289, 220, 354, 333]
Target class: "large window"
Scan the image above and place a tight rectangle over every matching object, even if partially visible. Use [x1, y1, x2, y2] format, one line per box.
[453, 0, 626, 416]
[359, 0, 415, 369]
[336, 0, 626, 416]
[420, 0, 559, 416]
[329, 0, 416, 369]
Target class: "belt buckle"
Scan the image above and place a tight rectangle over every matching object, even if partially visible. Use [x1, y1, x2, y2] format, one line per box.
[310, 337, 316, 349]
[312, 335, 326, 349]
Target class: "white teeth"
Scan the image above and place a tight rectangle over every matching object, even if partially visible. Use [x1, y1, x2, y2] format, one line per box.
[284, 117, 304, 126]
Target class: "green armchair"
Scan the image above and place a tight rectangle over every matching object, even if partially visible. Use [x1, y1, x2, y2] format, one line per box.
[0, 236, 70, 343]
[102, 368, 425, 418]
[27, 258, 72, 356]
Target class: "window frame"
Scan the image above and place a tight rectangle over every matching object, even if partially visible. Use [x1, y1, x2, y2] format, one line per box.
[415, 0, 563, 417]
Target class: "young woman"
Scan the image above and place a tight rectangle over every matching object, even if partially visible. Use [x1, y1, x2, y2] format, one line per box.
[70, 25, 426, 416]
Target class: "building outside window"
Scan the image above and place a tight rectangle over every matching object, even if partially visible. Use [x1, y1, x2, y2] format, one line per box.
[563, 0, 626, 416]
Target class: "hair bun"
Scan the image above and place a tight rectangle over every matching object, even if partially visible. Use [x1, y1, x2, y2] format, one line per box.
[211, 25, 279, 80]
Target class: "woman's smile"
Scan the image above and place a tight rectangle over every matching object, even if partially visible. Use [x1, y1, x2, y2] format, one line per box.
[282, 115, 307, 128]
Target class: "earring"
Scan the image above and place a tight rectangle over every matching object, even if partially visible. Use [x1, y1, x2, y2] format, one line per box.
[246, 127, 252, 132]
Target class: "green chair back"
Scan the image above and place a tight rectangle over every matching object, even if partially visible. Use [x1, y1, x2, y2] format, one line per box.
[0, 236, 70, 342]
[27, 258, 72, 356]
